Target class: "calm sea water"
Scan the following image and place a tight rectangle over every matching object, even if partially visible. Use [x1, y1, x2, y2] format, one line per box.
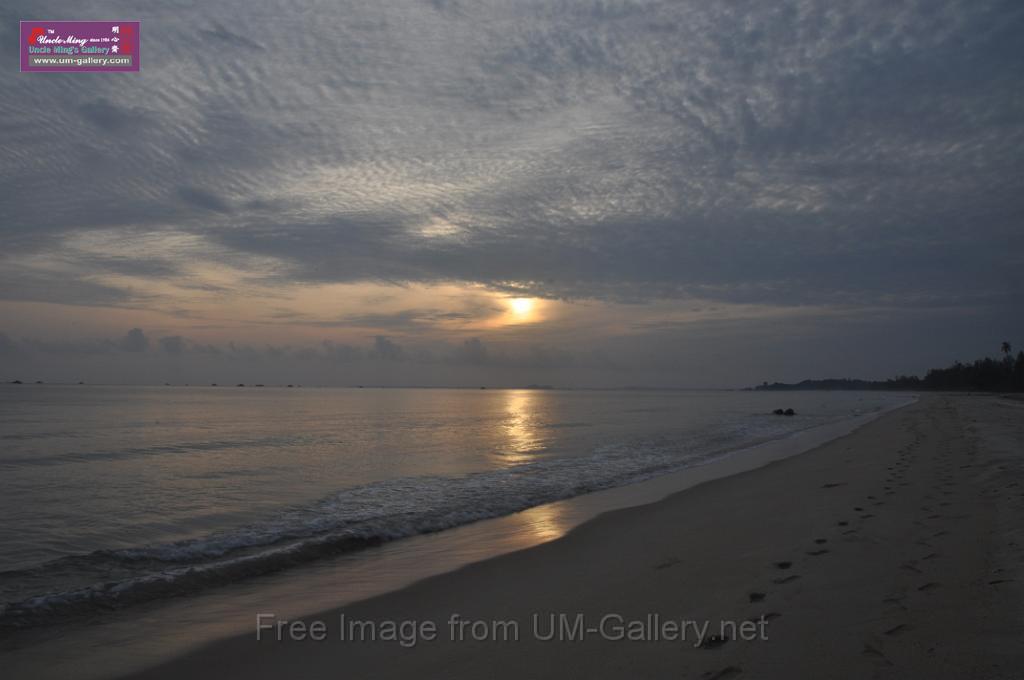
[0, 385, 906, 628]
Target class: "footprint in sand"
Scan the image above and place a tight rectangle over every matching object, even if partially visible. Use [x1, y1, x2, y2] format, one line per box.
[700, 634, 729, 650]
[703, 666, 742, 680]
[748, 592, 766, 603]
[773, 561, 793, 569]
[862, 643, 894, 666]
[917, 582, 941, 592]
[806, 549, 829, 556]
[884, 623, 911, 636]
[773, 574, 800, 585]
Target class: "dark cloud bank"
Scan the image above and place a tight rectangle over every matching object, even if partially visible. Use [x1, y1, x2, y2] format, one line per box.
[1, 1, 1022, 385]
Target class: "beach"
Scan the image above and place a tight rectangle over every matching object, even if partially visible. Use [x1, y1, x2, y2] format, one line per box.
[9, 2, 1023, 677]
[118, 394, 1023, 679]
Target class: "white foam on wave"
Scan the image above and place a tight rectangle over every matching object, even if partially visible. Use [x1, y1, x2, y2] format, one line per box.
[0, 412, 845, 626]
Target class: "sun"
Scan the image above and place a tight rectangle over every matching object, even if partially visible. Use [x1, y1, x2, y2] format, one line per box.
[510, 297, 534, 316]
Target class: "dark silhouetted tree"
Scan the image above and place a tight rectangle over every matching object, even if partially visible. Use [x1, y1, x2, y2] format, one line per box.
[758, 342, 1022, 392]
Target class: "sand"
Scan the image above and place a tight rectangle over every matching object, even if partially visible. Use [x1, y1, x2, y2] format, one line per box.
[123, 394, 1024, 679]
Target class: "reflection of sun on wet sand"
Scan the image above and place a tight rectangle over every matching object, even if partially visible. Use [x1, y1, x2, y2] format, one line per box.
[127, 395, 1024, 679]
[511, 501, 571, 545]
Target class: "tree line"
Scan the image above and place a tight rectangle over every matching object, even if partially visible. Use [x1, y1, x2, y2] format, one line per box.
[756, 342, 1024, 392]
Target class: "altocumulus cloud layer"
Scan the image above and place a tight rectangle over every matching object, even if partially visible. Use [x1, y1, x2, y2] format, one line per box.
[1, 0, 1023, 385]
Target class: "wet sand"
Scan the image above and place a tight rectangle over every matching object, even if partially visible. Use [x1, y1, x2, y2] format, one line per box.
[125, 394, 1024, 679]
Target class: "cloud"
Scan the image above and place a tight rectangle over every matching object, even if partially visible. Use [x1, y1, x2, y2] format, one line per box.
[120, 328, 149, 353]
[159, 335, 186, 354]
[20, 337, 116, 356]
[321, 341, 362, 362]
[451, 337, 489, 365]
[177, 187, 233, 214]
[1, 0, 1020, 313]
[369, 336, 404, 361]
[198, 22, 265, 51]
[2, 0, 1023, 385]
[0, 332, 19, 355]
[328, 308, 476, 330]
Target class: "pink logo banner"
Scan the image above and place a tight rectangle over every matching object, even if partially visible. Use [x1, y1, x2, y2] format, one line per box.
[21, 21, 140, 72]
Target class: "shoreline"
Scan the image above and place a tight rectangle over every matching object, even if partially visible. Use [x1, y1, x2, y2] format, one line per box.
[2, 396, 909, 679]
[119, 394, 1023, 679]
[5, 394, 1020, 678]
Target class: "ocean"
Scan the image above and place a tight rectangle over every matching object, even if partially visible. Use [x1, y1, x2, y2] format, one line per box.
[0, 385, 909, 634]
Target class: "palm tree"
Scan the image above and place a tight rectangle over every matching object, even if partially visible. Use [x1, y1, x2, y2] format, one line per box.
[1002, 341, 1013, 358]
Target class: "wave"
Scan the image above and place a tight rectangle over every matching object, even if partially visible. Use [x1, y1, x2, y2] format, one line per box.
[0, 434, 318, 468]
[0, 417, 819, 631]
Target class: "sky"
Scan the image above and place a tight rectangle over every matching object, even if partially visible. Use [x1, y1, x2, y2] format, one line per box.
[1, 0, 1023, 387]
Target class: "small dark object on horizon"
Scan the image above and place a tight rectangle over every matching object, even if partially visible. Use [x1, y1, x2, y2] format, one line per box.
[11, 379, 23, 384]
[772, 408, 796, 416]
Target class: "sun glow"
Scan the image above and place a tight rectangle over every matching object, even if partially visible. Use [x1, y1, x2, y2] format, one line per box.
[510, 298, 534, 316]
